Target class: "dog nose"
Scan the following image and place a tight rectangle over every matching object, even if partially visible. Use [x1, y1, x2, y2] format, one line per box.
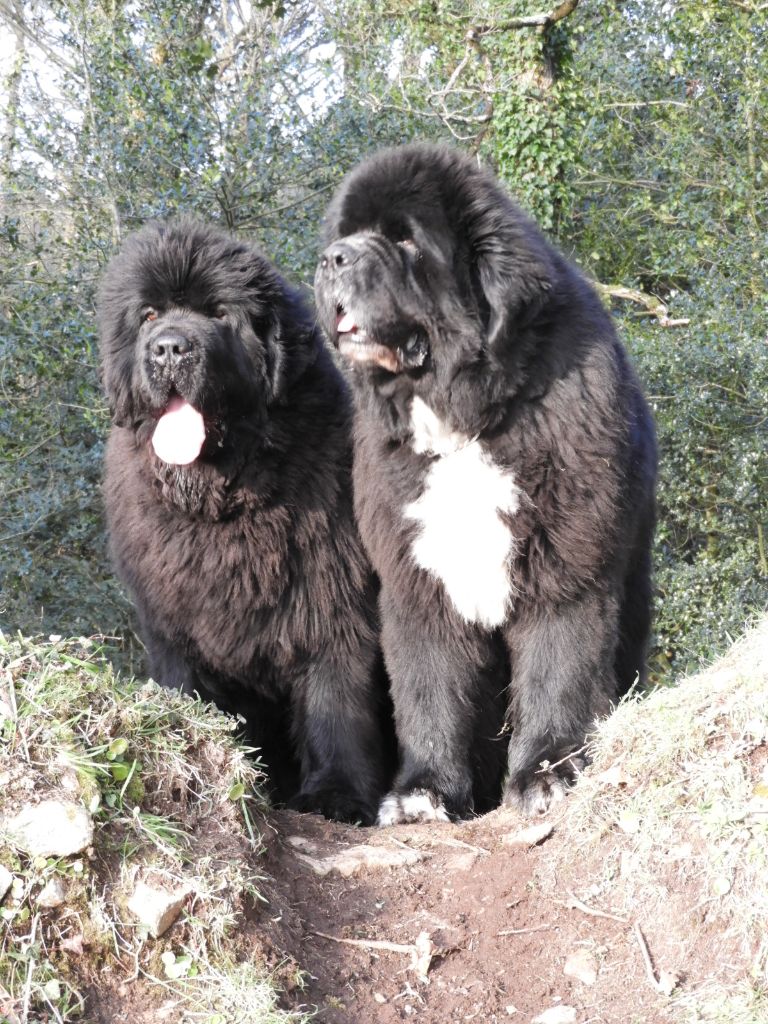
[150, 332, 193, 367]
[319, 241, 359, 270]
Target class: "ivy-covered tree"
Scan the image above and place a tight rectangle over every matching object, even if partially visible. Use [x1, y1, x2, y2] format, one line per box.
[0, 0, 765, 675]
[561, 0, 768, 671]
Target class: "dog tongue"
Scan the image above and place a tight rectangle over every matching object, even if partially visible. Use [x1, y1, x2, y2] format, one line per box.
[151, 397, 206, 465]
[337, 311, 358, 333]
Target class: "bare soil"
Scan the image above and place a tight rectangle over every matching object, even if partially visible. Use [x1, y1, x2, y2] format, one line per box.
[249, 805, 683, 1024]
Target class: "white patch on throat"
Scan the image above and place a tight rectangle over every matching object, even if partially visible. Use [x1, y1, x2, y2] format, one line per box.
[404, 397, 520, 629]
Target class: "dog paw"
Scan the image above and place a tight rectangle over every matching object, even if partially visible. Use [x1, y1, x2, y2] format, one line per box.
[288, 788, 376, 826]
[503, 753, 586, 816]
[377, 788, 451, 826]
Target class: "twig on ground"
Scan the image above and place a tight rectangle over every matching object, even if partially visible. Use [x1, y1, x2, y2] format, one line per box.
[634, 922, 658, 987]
[633, 922, 677, 995]
[390, 834, 490, 856]
[564, 892, 629, 923]
[313, 931, 414, 954]
[3, 671, 30, 763]
[498, 925, 554, 936]
[21, 914, 39, 1022]
[313, 930, 435, 982]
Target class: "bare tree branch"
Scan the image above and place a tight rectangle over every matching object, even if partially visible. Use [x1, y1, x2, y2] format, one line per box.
[473, 0, 580, 36]
[0, 0, 80, 77]
[593, 282, 690, 328]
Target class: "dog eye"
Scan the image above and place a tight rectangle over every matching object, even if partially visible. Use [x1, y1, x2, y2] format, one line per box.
[142, 308, 158, 323]
[213, 307, 227, 320]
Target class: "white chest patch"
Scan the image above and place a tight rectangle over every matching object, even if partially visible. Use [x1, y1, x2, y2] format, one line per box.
[404, 398, 521, 629]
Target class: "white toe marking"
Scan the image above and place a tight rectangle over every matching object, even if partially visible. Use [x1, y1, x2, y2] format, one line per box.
[377, 789, 451, 826]
[405, 398, 522, 629]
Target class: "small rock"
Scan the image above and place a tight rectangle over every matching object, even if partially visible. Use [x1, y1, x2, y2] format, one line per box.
[58, 769, 81, 794]
[288, 837, 425, 877]
[563, 948, 598, 985]
[42, 979, 61, 1001]
[619, 850, 639, 878]
[373, 992, 387, 1004]
[5, 800, 93, 858]
[0, 865, 13, 902]
[657, 969, 679, 996]
[60, 933, 85, 955]
[445, 851, 479, 871]
[127, 880, 190, 937]
[617, 809, 641, 834]
[501, 822, 554, 848]
[410, 930, 434, 983]
[532, 1007, 577, 1024]
[37, 877, 67, 909]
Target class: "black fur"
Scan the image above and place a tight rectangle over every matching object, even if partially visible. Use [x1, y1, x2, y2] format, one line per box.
[315, 143, 657, 820]
[99, 218, 388, 824]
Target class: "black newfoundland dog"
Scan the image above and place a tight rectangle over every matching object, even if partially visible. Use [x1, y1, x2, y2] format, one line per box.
[99, 218, 387, 824]
[315, 143, 657, 822]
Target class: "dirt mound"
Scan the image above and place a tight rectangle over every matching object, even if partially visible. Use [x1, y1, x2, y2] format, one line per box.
[251, 807, 670, 1023]
[249, 619, 768, 1024]
[3, 622, 765, 1023]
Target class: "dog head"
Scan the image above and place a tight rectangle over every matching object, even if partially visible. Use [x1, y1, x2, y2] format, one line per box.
[98, 219, 315, 462]
[314, 143, 555, 383]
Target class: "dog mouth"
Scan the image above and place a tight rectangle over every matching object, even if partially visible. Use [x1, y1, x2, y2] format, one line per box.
[334, 303, 429, 374]
[150, 391, 207, 465]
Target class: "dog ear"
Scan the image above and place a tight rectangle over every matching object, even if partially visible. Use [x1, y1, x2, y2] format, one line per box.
[98, 311, 140, 427]
[259, 287, 318, 403]
[102, 370, 137, 427]
[464, 181, 555, 350]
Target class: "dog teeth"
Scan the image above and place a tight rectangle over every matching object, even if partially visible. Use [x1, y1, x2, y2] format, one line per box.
[337, 311, 358, 333]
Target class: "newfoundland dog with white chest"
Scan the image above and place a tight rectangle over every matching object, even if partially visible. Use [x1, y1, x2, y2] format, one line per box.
[99, 218, 388, 824]
[315, 143, 657, 822]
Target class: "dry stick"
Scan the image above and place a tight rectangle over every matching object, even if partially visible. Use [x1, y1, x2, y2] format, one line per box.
[390, 834, 490, 856]
[565, 892, 629, 924]
[498, 925, 554, 936]
[535, 743, 589, 774]
[21, 914, 39, 1022]
[313, 931, 416, 955]
[634, 922, 669, 994]
[313, 930, 435, 982]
